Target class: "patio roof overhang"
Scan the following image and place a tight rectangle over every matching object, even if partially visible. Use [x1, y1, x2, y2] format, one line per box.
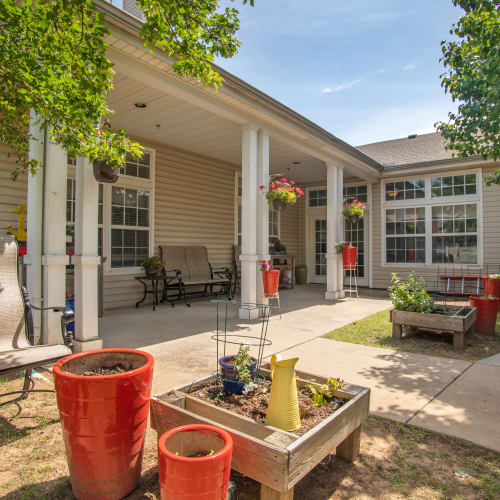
[96, 0, 382, 184]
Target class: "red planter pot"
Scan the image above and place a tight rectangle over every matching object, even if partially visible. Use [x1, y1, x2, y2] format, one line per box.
[342, 247, 357, 270]
[483, 277, 500, 309]
[469, 296, 500, 335]
[262, 269, 280, 296]
[158, 424, 233, 500]
[54, 348, 154, 500]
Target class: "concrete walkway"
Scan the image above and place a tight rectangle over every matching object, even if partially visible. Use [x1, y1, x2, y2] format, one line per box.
[100, 284, 500, 453]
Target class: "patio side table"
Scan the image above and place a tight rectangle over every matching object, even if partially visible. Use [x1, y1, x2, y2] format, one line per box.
[134, 275, 166, 311]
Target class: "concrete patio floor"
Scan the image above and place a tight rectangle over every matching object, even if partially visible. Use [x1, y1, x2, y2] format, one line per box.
[99, 284, 500, 452]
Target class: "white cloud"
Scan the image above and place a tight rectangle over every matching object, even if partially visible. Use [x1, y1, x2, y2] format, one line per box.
[377, 69, 385, 74]
[323, 78, 363, 93]
[403, 63, 416, 71]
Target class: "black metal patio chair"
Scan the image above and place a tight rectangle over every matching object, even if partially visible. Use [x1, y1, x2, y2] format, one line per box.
[0, 234, 74, 406]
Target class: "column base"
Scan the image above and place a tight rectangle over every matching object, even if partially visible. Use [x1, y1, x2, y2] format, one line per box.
[325, 290, 345, 301]
[71, 338, 104, 352]
[239, 306, 259, 320]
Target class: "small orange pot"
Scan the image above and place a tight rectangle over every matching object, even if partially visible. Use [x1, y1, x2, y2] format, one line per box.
[262, 269, 280, 296]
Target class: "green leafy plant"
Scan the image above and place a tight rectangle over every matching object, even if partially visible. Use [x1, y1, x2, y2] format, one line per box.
[335, 241, 354, 254]
[271, 238, 287, 253]
[388, 273, 434, 313]
[140, 256, 165, 269]
[261, 177, 304, 206]
[233, 343, 253, 384]
[342, 200, 367, 218]
[489, 274, 500, 279]
[0, 0, 252, 179]
[436, 0, 500, 184]
[308, 377, 344, 407]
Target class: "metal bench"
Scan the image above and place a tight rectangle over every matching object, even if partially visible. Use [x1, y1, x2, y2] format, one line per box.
[160, 245, 231, 307]
[0, 234, 74, 406]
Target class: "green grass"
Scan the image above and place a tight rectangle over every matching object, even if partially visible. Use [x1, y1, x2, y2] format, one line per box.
[326, 308, 500, 361]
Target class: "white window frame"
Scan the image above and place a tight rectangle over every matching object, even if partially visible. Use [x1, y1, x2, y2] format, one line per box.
[380, 168, 483, 268]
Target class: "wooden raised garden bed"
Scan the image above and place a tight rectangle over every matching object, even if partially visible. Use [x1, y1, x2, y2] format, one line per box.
[151, 366, 370, 499]
[390, 306, 477, 350]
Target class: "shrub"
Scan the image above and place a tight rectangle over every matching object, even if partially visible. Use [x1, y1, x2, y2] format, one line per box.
[388, 272, 434, 313]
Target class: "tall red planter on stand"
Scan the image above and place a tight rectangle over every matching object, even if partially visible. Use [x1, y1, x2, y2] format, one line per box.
[342, 246, 357, 270]
[469, 296, 499, 335]
[54, 349, 154, 500]
[262, 269, 280, 296]
[483, 276, 500, 310]
[158, 424, 233, 500]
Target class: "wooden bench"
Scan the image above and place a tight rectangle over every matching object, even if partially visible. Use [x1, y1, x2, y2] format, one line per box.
[160, 245, 231, 307]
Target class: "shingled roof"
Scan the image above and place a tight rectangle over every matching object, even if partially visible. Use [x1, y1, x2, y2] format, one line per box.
[356, 132, 457, 167]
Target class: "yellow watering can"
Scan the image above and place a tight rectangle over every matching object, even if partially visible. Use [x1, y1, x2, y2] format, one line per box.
[265, 354, 301, 431]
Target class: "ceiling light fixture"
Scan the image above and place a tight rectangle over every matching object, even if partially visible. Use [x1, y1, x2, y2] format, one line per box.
[293, 161, 301, 165]
[134, 102, 147, 108]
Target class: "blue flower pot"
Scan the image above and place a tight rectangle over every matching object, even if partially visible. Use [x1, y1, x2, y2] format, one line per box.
[218, 355, 257, 381]
[222, 379, 246, 395]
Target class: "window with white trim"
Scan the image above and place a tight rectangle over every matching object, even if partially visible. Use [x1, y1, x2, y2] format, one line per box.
[383, 172, 480, 266]
[344, 185, 368, 203]
[309, 189, 327, 207]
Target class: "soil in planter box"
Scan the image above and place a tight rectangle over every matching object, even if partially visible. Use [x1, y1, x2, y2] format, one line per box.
[186, 380, 345, 436]
[82, 363, 129, 376]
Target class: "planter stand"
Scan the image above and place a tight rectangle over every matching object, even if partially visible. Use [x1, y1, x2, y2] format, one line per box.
[151, 367, 370, 500]
[390, 306, 477, 350]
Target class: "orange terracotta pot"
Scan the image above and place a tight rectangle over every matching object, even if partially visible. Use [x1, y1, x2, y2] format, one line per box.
[342, 247, 357, 270]
[262, 270, 280, 296]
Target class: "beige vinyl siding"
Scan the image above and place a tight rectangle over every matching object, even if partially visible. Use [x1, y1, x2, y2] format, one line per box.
[279, 203, 300, 259]
[0, 144, 28, 233]
[102, 140, 238, 309]
[370, 164, 500, 290]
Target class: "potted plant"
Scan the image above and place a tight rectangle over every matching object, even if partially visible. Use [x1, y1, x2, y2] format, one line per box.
[342, 199, 367, 224]
[335, 241, 357, 270]
[270, 237, 287, 255]
[469, 295, 499, 335]
[158, 424, 233, 499]
[261, 260, 280, 295]
[219, 343, 257, 394]
[482, 274, 500, 309]
[260, 177, 304, 211]
[140, 255, 165, 277]
[53, 348, 154, 499]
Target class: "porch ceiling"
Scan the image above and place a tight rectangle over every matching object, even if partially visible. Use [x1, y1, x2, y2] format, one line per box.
[108, 73, 357, 184]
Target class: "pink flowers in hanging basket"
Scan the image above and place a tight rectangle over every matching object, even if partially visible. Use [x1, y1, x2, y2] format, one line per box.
[342, 199, 367, 219]
[260, 177, 304, 206]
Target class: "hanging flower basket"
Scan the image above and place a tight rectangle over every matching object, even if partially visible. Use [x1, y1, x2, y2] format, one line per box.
[343, 200, 366, 223]
[261, 177, 304, 210]
[92, 160, 120, 184]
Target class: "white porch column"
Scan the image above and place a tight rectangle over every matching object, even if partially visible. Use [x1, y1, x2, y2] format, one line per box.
[72, 157, 103, 352]
[25, 112, 44, 342]
[256, 129, 270, 309]
[336, 167, 345, 298]
[239, 124, 259, 320]
[42, 137, 69, 344]
[325, 161, 339, 300]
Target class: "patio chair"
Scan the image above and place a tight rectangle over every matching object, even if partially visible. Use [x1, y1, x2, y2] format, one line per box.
[232, 245, 241, 295]
[0, 234, 74, 407]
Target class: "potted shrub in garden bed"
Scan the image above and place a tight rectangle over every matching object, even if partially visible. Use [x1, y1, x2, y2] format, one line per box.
[469, 295, 499, 335]
[54, 348, 154, 499]
[389, 273, 476, 350]
[335, 241, 357, 270]
[219, 344, 257, 394]
[158, 424, 233, 499]
[140, 255, 165, 277]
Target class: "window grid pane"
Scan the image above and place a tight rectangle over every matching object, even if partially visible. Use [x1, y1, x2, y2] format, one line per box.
[344, 185, 368, 203]
[309, 189, 327, 207]
[386, 207, 425, 263]
[385, 179, 425, 201]
[121, 152, 151, 180]
[431, 174, 476, 197]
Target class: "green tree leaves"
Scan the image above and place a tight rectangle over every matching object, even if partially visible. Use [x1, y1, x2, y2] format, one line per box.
[436, 0, 500, 184]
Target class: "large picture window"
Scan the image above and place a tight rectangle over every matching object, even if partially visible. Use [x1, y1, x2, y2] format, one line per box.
[383, 171, 480, 266]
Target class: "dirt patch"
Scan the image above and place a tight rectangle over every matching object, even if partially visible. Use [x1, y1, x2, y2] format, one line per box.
[82, 363, 129, 376]
[185, 379, 344, 436]
[1, 372, 499, 499]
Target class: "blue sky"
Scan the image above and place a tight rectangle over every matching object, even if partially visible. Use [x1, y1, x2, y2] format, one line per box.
[216, 0, 461, 146]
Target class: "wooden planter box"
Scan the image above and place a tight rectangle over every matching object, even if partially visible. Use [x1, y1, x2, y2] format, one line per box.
[390, 306, 477, 350]
[151, 367, 370, 499]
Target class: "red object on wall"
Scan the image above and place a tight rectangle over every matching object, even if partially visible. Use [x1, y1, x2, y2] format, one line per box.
[469, 296, 499, 335]
[262, 269, 280, 296]
[18, 246, 27, 257]
[482, 277, 500, 310]
[342, 247, 357, 270]
[54, 349, 154, 500]
[158, 424, 233, 500]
